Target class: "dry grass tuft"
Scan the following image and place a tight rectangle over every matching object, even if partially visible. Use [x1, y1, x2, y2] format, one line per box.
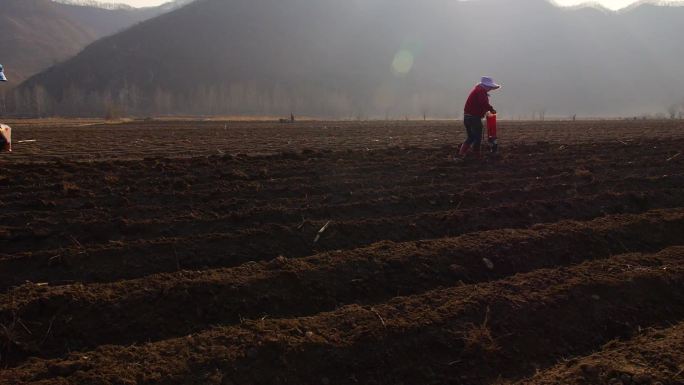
[61, 181, 80, 193]
[462, 307, 500, 354]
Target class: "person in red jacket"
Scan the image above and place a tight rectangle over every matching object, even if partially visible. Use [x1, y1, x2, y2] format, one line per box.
[458, 76, 501, 158]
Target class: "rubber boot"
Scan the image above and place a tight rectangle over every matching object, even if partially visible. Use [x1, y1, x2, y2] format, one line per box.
[458, 143, 471, 157]
[488, 137, 498, 154]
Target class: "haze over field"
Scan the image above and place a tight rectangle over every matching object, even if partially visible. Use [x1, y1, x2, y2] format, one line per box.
[5, 0, 684, 118]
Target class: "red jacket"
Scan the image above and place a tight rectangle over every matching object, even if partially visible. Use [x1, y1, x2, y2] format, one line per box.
[464, 85, 494, 118]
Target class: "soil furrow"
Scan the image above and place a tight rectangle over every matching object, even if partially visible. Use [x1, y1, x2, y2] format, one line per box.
[1, 209, 683, 365]
[1, 138, 680, 210]
[1, 188, 682, 288]
[514, 322, 684, 385]
[5, 171, 681, 254]
[3, 124, 684, 383]
[3, 247, 684, 384]
[3, 170, 681, 235]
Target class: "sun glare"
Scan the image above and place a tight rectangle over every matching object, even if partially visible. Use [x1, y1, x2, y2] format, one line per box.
[391, 50, 415, 77]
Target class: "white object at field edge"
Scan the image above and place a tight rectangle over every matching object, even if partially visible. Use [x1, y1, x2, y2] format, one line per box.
[1, 124, 12, 152]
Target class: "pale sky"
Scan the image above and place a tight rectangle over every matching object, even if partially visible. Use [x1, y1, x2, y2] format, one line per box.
[552, 0, 683, 9]
[113, 0, 682, 10]
[114, 0, 168, 6]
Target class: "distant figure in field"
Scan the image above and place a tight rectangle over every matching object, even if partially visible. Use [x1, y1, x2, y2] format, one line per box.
[458, 76, 500, 159]
[279, 113, 296, 124]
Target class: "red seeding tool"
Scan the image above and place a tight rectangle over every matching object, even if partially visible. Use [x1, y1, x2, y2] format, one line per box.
[486, 112, 498, 153]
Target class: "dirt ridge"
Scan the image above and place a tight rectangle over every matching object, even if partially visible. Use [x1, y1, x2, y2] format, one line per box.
[514, 322, 684, 385]
[1, 209, 682, 364]
[3, 247, 684, 384]
[2, 123, 683, 382]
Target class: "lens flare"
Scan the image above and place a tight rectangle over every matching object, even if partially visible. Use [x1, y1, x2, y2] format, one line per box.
[391, 50, 414, 77]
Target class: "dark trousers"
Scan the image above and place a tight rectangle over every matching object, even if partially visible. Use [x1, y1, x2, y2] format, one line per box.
[463, 115, 483, 148]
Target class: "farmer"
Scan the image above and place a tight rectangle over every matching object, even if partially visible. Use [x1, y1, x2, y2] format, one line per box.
[458, 76, 500, 158]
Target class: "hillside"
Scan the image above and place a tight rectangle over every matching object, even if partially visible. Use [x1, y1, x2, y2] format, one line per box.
[0, 0, 189, 85]
[11, 0, 684, 117]
[0, 0, 95, 84]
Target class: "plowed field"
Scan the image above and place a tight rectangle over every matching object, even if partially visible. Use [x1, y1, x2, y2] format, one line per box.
[1, 119, 683, 385]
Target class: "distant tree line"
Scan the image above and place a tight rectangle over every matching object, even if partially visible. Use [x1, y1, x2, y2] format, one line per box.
[667, 103, 684, 120]
[2, 84, 683, 120]
[0, 83, 461, 119]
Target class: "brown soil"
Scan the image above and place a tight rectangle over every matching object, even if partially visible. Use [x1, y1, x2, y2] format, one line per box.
[1, 120, 683, 384]
[3, 247, 684, 384]
[515, 322, 684, 385]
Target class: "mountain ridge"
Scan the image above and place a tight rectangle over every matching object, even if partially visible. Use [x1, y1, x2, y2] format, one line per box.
[52, 0, 136, 10]
[51, 0, 196, 11]
[0, 0, 192, 85]
[550, 0, 684, 11]
[9, 0, 684, 118]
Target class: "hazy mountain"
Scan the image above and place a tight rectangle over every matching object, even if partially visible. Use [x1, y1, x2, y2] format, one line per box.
[11, 0, 684, 118]
[0, 0, 191, 84]
[51, 0, 138, 10]
[53, 0, 195, 12]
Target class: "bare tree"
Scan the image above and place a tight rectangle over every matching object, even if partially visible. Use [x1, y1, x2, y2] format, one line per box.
[0, 90, 6, 116]
[667, 104, 679, 120]
[32, 85, 50, 117]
